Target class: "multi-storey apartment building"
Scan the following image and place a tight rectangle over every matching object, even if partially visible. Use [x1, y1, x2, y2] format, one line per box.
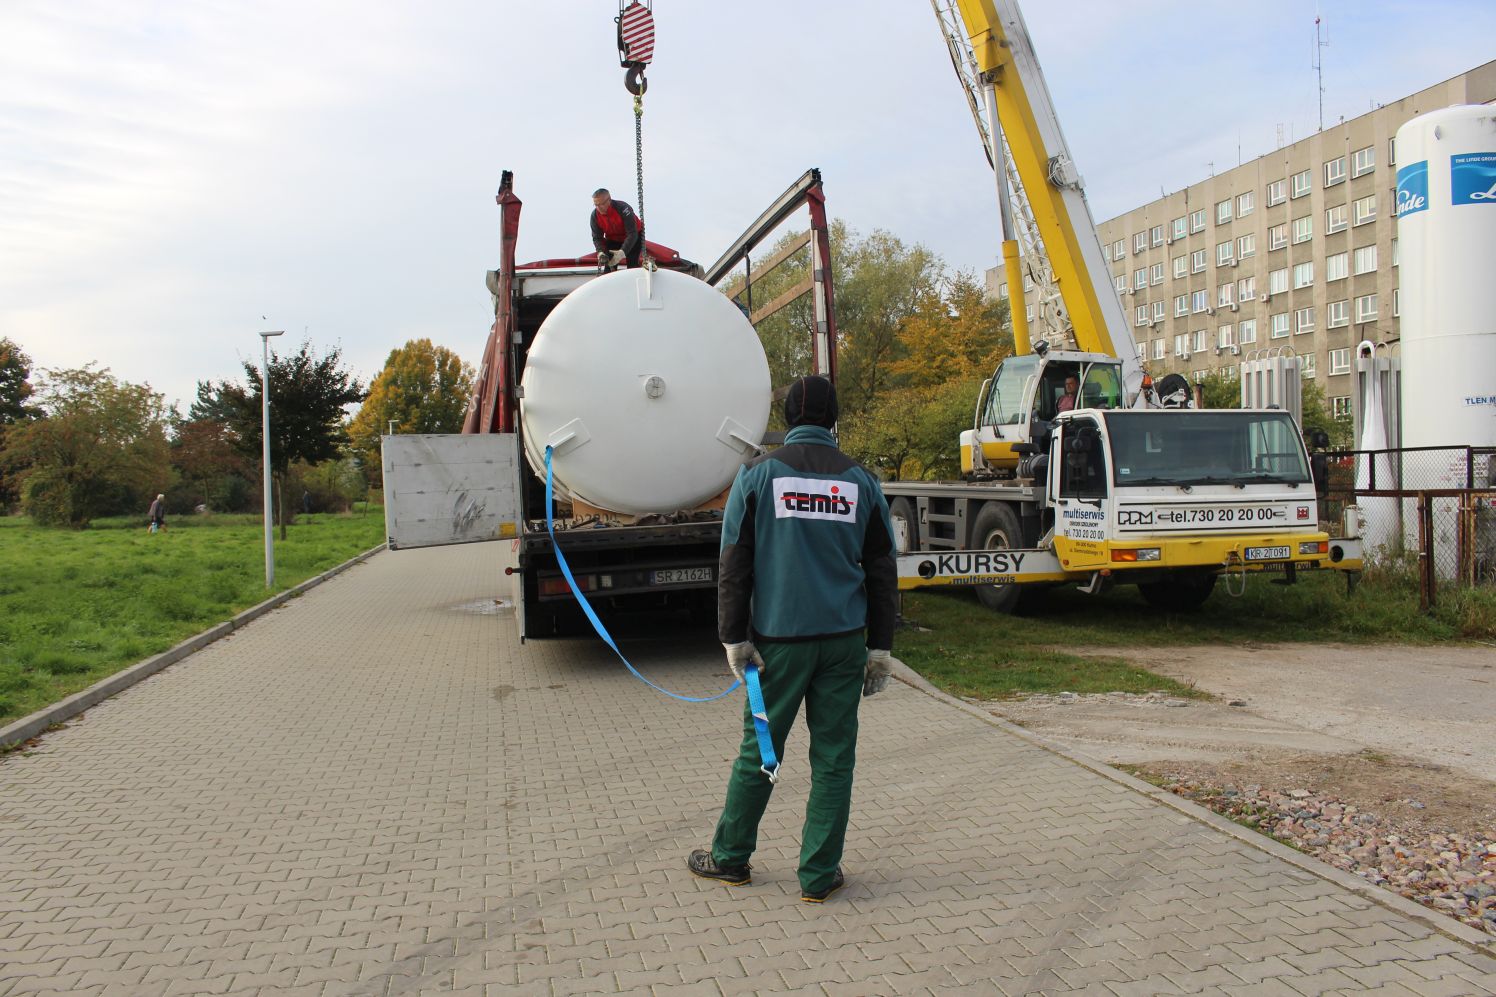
[989, 61, 1494, 420]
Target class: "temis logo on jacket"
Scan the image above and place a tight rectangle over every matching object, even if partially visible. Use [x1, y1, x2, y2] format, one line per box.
[773, 476, 858, 522]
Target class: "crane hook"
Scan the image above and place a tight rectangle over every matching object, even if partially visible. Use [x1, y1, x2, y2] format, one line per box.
[625, 63, 648, 96]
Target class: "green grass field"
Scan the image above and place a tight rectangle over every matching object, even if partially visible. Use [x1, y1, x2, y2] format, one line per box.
[0, 511, 385, 729]
[897, 568, 1496, 700]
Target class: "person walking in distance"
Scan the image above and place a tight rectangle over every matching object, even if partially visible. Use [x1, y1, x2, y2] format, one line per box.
[147, 493, 166, 533]
[589, 188, 644, 270]
[688, 375, 903, 903]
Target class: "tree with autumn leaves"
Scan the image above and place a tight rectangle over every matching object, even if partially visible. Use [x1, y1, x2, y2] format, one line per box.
[347, 339, 475, 488]
[723, 222, 1011, 480]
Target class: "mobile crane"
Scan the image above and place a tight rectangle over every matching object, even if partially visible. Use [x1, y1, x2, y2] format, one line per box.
[884, 0, 1364, 610]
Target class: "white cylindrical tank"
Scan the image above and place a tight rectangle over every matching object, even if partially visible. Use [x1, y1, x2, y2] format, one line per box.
[1395, 105, 1496, 452]
[520, 267, 771, 516]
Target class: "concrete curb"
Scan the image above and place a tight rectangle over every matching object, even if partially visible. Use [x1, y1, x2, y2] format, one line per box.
[889, 661, 1496, 959]
[0, 543, 387, 751]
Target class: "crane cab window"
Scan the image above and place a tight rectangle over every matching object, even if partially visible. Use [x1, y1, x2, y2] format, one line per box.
[1078, 365, 1123, 410]
[981, 354, 1040, 426]
[1037, 363, 1081, 419]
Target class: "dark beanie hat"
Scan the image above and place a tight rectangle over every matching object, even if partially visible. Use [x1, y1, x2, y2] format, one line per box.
[784, 375, 838, 429]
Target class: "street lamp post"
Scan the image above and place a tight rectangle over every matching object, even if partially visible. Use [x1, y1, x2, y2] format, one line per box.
[259, 330, 285, 588]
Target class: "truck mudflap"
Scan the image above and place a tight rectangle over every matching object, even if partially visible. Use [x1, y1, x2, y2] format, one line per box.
[897, 548, 1068, 591]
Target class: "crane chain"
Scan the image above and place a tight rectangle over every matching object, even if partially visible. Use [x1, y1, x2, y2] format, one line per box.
[633, 94, 645, 228]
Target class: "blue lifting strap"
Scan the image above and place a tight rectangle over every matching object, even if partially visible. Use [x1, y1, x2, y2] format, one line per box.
[744, 663, 779, 783]
[543, 446, 739, 704]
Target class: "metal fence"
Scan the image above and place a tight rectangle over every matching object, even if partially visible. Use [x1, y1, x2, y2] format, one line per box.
[1320, 446, 1496, 605]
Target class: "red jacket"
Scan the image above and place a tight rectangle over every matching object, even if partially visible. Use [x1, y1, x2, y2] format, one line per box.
[590, 199, 643, 253]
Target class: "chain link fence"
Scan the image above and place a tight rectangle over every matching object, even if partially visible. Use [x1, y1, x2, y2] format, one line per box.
[1320, 446, 1496, 597]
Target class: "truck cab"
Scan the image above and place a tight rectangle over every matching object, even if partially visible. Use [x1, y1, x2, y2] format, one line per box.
[1045, 408, 1346, 608]
[960, 350, 1128, 476]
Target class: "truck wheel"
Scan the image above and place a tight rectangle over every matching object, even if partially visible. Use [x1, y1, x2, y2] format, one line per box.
[888, 497, 918, 554]
[1138, 573, 1217, 611]
[971, 501, 1024, 614]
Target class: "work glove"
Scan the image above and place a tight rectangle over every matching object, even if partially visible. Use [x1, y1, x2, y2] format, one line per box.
[864, 649, 902, 698]
[723, 641, 765, 684]
[607, 249, 626, 267]
[597, 250, 609, 267]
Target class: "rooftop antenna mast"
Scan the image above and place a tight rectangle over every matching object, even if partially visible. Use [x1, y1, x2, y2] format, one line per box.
[1313, 10, 1329, 132]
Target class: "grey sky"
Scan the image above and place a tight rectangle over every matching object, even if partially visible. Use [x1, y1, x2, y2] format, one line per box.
[2, 1, 1492, 412]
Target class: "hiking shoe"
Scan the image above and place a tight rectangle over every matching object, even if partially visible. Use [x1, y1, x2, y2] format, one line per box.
[800, 867, 844, 903]
[687, 849, 751, 886]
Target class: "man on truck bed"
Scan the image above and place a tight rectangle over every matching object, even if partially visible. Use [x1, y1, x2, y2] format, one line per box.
[687, 376, 902, 904]
[589, 188, 644, 269]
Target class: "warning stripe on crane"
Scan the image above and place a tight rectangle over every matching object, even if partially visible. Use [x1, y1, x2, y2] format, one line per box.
[620, 3, 655, 65]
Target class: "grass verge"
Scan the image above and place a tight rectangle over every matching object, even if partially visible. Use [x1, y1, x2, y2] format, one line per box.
[0, 511, 384, 728]
[898, 568, 1496, 701]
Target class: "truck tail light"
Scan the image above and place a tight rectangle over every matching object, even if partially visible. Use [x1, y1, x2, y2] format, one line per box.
[1298, 541, 1329, 555]
[1111, 548, 1161, 562]
[540, 575, 592, 596]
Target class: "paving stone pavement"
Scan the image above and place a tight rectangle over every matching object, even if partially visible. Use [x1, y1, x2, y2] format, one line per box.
[2, 543, 1495, 997]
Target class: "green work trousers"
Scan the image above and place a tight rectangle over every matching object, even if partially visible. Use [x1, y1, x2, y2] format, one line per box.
[710, 632, 866, 894]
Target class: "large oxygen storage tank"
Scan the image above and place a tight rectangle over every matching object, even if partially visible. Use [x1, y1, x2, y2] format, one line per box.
[520, 268, 771, 516]
[1395, 105, 1496, 452]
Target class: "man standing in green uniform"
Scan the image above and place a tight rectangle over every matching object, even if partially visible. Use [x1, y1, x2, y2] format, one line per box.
[687, 375, 902, 902]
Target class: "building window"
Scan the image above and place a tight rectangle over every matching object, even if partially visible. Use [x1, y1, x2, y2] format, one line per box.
[1191, 249, 1207, 273]
[1326, 204, 1347, 234]
[1026, 304, 1035, 322]
[1216, 199, 1233, 224]
[1271, 312, 1290, 338]
[1268, 224, 1288, 251]
[998, 282, 1009, 299]
[1191, 329, 1207, 353]
[1192, 289, 1208, 313]
[1174, 333, 1188, 357]
[1218, 324, 1235, 348]
[1192, 369, 1207, 384]
[1153, 338, 1166, 360]
[1267, 179, 1286, 206]
[1134, 268, 1147, 289]
[1102, 243, 1112, 262]
[1136, 304, 1149, 327]
[1393, 288, 1400, 316]
[1190, 209, 1206, 233]
[1355, 293, 1378, 322]
[1173, 255, 1188, 279]
[1135, 342, 1147, 361]
[1131, 232, 1145, 254]
[1171, 216, 1187, 241]
[1153, 300, 1166, 322]
[1222, 364, 1237, 379]
[1150, 262, 1165, 285]
[1114, 239, 1126, 258]
[1237, 191, 1255, 217]
[1330, 347, 1351, 374]
[1115, 274, 1127, 294]
[1293, 261, 1314, 289]
[1302, 354, 1317, 379]
[1353, 245, 1377, 275]
[1326, 251, 1348, 281]
[1332, 395, 1352, 419]
[1291, 169, 1312, 198]
[1388, 137, 1397, 167]
[1151, 224, 1165, 247]
[1269, 267, 1289, 295]
[1353, 194, 1377, 226]
[1328, 300, 1349, 328]
[1024, 274, 1034, 291]
[1392, 238, 1399, 267]
[1238, 275, 1256, 301]
[1237, 233, 1256, 259]
[1295, 306, 1315, 333]
[1218, 283, 1235, 307]
[1174, 294, 1188, 317]
[1292, 215, 1313, 244]
[1352, 145, 1375, 177]
[1324, 156, 1346, 187]
[1217, 240, 1234, 266]
[1238, 318, 1257, 344]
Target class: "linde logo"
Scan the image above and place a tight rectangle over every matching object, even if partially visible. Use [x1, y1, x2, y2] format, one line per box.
[773, 476, 858, 522]
[1397, 160, 1429, 218]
